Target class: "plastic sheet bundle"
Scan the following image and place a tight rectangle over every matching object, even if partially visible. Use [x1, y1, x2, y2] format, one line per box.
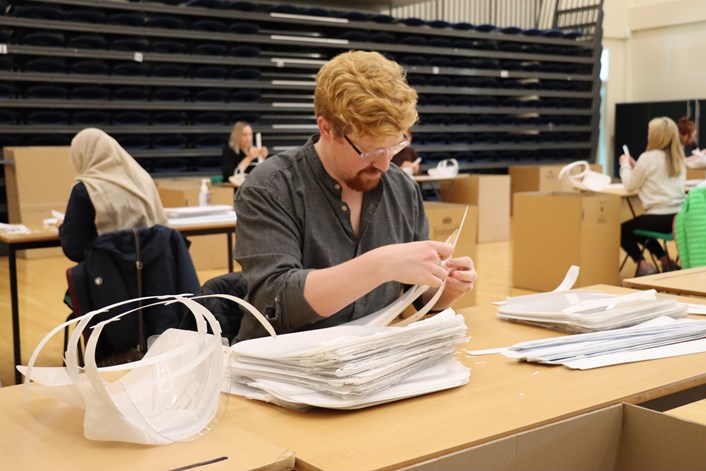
[229, 310, 470, 409]
[17, 295, 231, 445]
[497, 289, 687, 333]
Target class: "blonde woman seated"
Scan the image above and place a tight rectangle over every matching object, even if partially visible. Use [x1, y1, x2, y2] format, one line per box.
[221, 121, 269, 183]
[619, 117, 685, 276]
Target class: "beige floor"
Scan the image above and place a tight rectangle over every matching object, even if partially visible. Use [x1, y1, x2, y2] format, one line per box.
[0, 237, 650, 387]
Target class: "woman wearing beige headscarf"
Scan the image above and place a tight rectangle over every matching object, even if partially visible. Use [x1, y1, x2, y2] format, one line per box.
[59, 128, 167, 262]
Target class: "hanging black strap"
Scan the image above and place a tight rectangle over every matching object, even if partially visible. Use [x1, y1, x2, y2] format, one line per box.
[133, 229, 145, 352]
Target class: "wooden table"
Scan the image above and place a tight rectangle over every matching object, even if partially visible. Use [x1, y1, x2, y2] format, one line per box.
[622, 266, 706, 297]
[222, 285, 706, 471]
[0, 221, 235, 384]
[0, 383, 294, 470]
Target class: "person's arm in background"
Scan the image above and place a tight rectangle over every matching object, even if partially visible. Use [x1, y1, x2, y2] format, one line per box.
[59, 182, 97, 263]
[221, 145, 237, 181]
[619, 152, 647, 192]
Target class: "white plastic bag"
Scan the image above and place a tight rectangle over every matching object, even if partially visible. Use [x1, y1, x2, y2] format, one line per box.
[427, 158, 459, 178]
[558, 160, 611, 191]
[229, 168, 246, 186]
[17, 295, 252, 444]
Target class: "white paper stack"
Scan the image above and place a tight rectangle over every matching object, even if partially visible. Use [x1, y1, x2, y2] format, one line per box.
[227, 310, 470, 409]
[165, 205, 236, 226]
[497, 290, 687, 333]
[502, 316, 706, 370]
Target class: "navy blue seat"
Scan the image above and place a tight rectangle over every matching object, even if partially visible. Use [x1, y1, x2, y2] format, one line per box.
[136, 159, 152, 172]
[19, 31, 65, 47]
[269, 4, 301, 14]
[150, 39, 187, 54]
[146, 16, 187, 30]
[399, 55, 426, 66]
[0, 109, 15, 124]
[110, 37, 148, 52]
[193, 43, 228, 56]
[231, 112, 260, 123]
[192, 89, 228, 102]
[27, 135, 71, 146]
[151, 63, 187, 77]
[341, 11, 369, 21]
[406, 75, 427, 86]
[153, 158, 189, 173]
[70, 86, 111, 100]
[191, 134, 224, 149]
[112, 87, 149, 101]
[71, 110, 111, 125]
[116, 135, 150, 150]
[0, 83, 14, 98]
[371, 14, 394, 23]
[429, 37, 452, 48]
[425, 115, 450, 126]
[501, 26, 524, 35]
[428, 20, 450, 29]
[13, 5, 63, 20]
[453, 22, 474, 30]
[22, 57, 66, 73]
[24, 110, 69, 125]
[150, 88, 189, 101]
[428, 56, 452, 67]
[152, 111, 187, 125]
[475, 24, 496, 32]
[524, 28, 543, 36]
[192, 65, 228, 79]
[67, 34, 108, 49]
[370, 32, 396, 43]
[195, 157, 221, 171]
[151, 135, 188, 149]
[193, 111, 228, 125]
[193, 18, 226, 32]
[229, 90, 261, 102]
[228, 1, 259, 12]
[108, 12, 145, 27]
[228, 22, 260, 34]
[112, 62, 149, 76]
[112, 111, 149, 125]
[340, 31, 367, 42]
[228, 67, 260, 80]
[302, 7, 330, 17]
[186, 0, 227, 8]
[229, 45, 261, 57]
[64, 9, 106, 23]
[70, 60, 110, 75]
[399, 17, 425, 26]
[23, 84, 67, 99]
[401, 35, 426, 47]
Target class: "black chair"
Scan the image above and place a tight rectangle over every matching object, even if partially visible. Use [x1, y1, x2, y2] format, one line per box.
[70, 86, 111, 101]
[112, 87, 150, 101]
[151, 134, 188, 149]
[67, 34, 107, 50]
[23, 84, 67, 100]
[65, 226, 200, 365]
[70, 60, 110, 75]
[71, 110, 111, 125]
[116, 135, 150, 150]
[112, 111, 149, 126]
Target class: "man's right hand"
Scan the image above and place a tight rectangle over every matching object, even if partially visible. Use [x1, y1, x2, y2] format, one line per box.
[375, 240, 453, 288]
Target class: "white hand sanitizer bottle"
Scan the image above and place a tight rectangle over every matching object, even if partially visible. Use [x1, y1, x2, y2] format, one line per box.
[199, 179, 211, 206]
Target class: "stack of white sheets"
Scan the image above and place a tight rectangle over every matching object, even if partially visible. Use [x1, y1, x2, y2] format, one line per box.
[165, 205, 236, 226]
[502, 316, 706, 370]
[497, 289, 687, 333]
[227, 310, 470, 409]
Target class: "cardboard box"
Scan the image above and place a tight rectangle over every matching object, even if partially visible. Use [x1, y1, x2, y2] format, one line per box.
[424, 202, 478, 308]
[404, 403, 706, 470]
[513, 192, 621, 291]
[509, 163, 603, 213]
[158, 179, 235, 271]
[686, 168, 706, 180]
[440, 175, 510, 242]
[4, 146, 75, 258]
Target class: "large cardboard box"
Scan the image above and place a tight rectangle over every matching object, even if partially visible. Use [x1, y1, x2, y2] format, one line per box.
[509, 163, 603, 213]
[513, 192, 621, 291]
[424, 202, 478, 308]
[440, 175, 510, 242]
[4, 146, 75, 258]
[157, 179, 235, 271]
[404, 403, 706, 470]
[686, 168, 706, 180]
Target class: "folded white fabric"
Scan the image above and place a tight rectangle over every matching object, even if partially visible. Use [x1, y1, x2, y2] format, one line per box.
[228, 310, 470, 409]
[497, 289, 687, 333]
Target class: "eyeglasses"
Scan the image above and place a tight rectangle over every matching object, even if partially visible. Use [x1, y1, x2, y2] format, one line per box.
[343, 134, 409, 161]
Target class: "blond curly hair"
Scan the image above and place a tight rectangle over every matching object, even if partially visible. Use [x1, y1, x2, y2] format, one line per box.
[314, 50, 418, 139]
